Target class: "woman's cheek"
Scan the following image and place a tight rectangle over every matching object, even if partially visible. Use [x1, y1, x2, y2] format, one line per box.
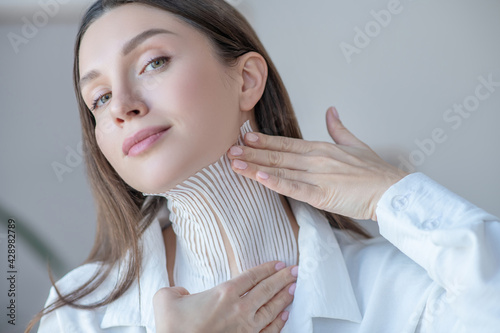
[94, 125, 120, 170]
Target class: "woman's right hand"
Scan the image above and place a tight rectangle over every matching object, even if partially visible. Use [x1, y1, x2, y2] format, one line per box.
[153, 261, 298, 333]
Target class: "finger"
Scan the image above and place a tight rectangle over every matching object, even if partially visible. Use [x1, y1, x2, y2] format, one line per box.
[228, 145, 308, 171]
[230, 146, 358, 175]
[255, 282, 295, 331]
[243, 131, 313, 154]
[231, 159, 320, 185]
[326, 106, 370, 149]
[260, 311, 289, 333]
[225, 261, 287, 296]
[233, 164, 322, 207]
[245, 265, 297, 313]
[234, 133, 367, 169]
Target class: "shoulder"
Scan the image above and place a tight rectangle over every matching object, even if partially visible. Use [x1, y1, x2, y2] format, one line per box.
[45, 262, 115, 306]
[38, 262, 118, 332]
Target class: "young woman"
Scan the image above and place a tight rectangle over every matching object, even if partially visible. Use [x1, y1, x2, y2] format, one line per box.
[31, 0, 500, 332]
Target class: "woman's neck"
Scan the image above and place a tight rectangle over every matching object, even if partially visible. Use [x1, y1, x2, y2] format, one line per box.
[149, 121, 299, 292]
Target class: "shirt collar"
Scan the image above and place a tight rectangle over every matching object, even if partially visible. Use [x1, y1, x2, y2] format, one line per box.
[100, 220, 169, 332]
[284, 198, 362, 330]
[99, 199, 362, 332]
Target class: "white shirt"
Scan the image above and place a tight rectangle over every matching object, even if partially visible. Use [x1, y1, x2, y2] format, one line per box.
[38, 172, 500, 332]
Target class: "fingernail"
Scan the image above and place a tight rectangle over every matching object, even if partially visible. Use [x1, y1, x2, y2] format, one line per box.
[275, 261, 286, 271]
[233, 160, 248, 170]
[331, 106, 340, 120]
[288, 283, 296, 295]
[229, 146, 243, 156]
[256, 171, 269, 180]
[281, 311, 289, 321]
[246, 133, 259, 142]
[291, 266, 298, 277]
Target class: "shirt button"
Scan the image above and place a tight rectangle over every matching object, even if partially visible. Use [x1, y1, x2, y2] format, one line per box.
[420, 218, 440, 230]
[391, 195, 409, 211]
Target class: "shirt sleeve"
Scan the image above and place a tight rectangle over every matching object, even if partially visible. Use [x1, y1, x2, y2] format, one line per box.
[375, 172, 500, 332]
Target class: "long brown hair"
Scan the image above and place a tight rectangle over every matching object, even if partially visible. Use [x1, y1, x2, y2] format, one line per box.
[27, 0, 369, 330]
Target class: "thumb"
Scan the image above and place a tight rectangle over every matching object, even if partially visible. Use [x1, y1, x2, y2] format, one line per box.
[325, 106, 367, 148]
[154, 286, 191, 303]
[170, 286, 190, 297]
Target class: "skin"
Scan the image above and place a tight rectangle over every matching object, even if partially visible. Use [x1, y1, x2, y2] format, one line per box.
[154, 261, 298, 333]
[79, 3, 267, 194]
[79, 4, 296, 331]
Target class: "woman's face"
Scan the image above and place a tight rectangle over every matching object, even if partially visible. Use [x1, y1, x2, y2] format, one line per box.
[79, 4, 254, 193]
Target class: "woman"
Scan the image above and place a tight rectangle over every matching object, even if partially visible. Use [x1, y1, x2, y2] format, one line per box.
[31, 0, 500, 332]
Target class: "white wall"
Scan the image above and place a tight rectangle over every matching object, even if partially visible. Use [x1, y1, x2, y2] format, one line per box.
[0, 0, 499, 331]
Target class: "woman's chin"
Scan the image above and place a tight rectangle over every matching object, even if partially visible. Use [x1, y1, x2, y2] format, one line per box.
[135, 175, 184, 195]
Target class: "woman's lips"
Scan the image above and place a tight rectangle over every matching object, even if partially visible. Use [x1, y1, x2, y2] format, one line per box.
[123, 126, 170, 157]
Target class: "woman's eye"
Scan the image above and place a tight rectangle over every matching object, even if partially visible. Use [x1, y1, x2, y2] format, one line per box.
[92, 92, 112, 110]
[89, 56, 169, 111]
[144, 57, 169, 73]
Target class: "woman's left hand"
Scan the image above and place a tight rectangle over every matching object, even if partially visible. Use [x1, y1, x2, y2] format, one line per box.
[228, 107, 409, 221]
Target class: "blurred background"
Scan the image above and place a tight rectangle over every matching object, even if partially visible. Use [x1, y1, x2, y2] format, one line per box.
[1, 0, 499, 331]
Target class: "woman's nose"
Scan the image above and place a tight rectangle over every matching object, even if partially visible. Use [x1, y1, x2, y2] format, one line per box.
[109, 89, 149, 125]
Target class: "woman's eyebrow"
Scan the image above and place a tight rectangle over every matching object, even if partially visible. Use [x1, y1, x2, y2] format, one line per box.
[80, 28, 177, 89]
[122, 28, 177, 56]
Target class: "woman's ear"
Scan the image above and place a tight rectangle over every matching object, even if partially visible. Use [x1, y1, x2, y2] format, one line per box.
[236, 52, 268, 112]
